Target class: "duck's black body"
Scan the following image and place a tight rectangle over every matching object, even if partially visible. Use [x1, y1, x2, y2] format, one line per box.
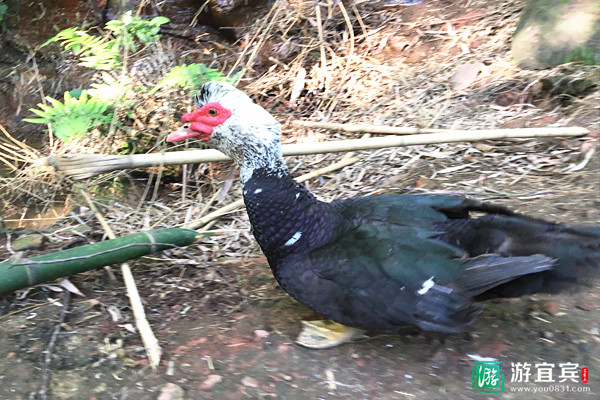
[243, 167, 600, 334]
[166, 81, 600, 336]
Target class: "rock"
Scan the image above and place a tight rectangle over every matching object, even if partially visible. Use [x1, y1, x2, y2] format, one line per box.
[512, 0, 600, 69]
[254, 329, 270, 339]
[576, 300, 595, 311]
[241, 376, 259, 388]
[542, 300, 560, 316]
[157, 382, 185, 400]
[199, 374, 223, 391]
[11, 233, 46, 251]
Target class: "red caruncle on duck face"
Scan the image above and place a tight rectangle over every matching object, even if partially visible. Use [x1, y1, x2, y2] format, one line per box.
[166, 102, 232, 142]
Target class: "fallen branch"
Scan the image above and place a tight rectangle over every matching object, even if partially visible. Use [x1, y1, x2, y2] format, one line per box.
[292, 120, 590, 136]
[45, 126, 589, 179]
[79, 189, 166, 371]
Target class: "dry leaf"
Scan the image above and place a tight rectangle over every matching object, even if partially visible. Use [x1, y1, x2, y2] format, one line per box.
[450, 63, 483, 91]
[59, 279, 84, 296]
[107, 305, 122, 322]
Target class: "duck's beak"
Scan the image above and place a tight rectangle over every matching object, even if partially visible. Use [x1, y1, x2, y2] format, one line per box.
[166, 124, 195, 142]
[167, 123, 213, 142]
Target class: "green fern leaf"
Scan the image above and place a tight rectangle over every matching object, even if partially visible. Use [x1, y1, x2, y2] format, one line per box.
[25, 90, 112, 143]
[29, 107, 51, 119]
[23, 117, 50, 124]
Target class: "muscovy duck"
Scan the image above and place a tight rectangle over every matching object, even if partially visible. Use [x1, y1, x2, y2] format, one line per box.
[167, 81, 600, 348]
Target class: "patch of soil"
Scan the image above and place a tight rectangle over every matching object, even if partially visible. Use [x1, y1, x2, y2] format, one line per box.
[1, 256, 599, 399]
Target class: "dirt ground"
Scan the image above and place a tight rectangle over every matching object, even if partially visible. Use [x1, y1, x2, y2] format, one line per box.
[1, 147, 598, 400]
[1, 0, 600, 399]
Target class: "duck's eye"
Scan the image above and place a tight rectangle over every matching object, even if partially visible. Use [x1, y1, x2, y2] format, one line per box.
[208, 108, 219, 116]
[183, 123, 190, 129]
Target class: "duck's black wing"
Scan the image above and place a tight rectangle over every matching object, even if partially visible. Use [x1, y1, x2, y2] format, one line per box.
[276, 194, 556, 333]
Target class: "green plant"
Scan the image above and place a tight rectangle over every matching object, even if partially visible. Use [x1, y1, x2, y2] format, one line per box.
[42, 27, 121, 70]
[0, 2, 8, 23]
[42, 12, 170, 71]
[151, 64, 243, 93]
[565, 45, 597, 66]
[24, 90, 112, 143]
[88, 73, 135, 102]
[105, 11, 169, 52]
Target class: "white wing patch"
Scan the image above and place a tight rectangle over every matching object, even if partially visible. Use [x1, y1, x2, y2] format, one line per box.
[284, 231, 302, 246]
[416, 276, 435, 295]
[254, 188, 263, 194]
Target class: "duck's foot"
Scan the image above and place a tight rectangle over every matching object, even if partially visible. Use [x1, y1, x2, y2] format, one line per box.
[295, 320, 367, 349]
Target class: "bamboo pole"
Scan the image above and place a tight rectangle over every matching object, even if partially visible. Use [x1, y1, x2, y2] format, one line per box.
[0, 228, 198, 295]
[45, 126, 589, 180]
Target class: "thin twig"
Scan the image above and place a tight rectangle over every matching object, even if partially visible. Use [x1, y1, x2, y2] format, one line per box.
[38, 291, 71, 400]
[329, 0, 354, 110]
[315, 0, 328, 91]
[227, 0, 281, 77]
[0, 123, 40, 157]
[78, 187, 162, 370]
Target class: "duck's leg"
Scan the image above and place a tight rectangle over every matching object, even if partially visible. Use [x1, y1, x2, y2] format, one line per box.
[295, 320, 367, 349]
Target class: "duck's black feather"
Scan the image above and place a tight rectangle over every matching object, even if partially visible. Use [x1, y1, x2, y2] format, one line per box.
[243, 167, 600, 333]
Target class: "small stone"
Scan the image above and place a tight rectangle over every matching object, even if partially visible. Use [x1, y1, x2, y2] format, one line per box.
[474, 143, 494, 152]
[450, 62, 483, 91]
[277, 343, 293, 353]
[254, 329, 270, 339]
[585, 208, 600, 220]
[542, 331, 554, 339]
[11, 234, 46, 251]
[576, 301, 595, 311]
[199, 375, 222, 391]
[241, 376, 259, 388]
[93, 383, 107, 393]
[430, 349, 447, 363]
[542, 300, 560, 315]
[157, 383, 185, 400]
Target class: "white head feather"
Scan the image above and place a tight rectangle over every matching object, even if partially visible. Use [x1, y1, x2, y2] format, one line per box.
[190, 81, 287, 183]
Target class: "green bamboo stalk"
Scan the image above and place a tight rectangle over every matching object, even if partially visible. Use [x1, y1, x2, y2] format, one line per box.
[0, 228, 199, 296]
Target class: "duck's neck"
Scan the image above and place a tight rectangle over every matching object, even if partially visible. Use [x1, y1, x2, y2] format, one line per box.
[242, 167, 335, 266]
[239, 155, 287, 184]
[226, 133, 287, 184]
